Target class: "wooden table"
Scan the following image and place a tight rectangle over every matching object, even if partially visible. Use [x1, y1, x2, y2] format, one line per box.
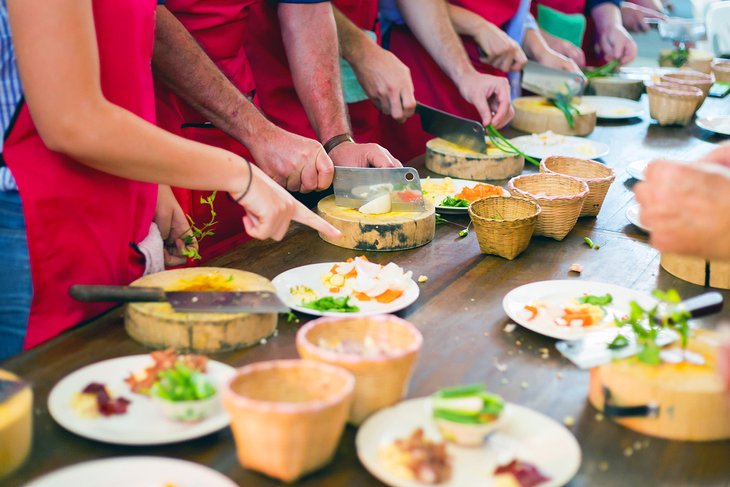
[4, 97, 730, 487]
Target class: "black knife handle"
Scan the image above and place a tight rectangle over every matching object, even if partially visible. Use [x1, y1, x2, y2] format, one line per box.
[680, 292, 724, 319]
[69, 285, 166, 303]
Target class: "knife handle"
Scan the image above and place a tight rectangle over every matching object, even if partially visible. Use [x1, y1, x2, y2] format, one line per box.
[69, 285, 166, 303]
[679, 292, 724, 319]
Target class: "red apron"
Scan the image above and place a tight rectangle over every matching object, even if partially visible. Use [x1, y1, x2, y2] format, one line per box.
[4, 0, 158, 349]
[382, 0, 520, 162]
[531, 0, 603, 66]
[155, 0, 255, 259]
[241, 0, 382, 144]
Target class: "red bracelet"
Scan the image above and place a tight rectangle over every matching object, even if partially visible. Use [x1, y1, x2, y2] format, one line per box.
[323, 133, 354, 154]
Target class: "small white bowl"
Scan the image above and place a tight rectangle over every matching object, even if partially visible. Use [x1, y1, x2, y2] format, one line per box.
[152, 393, 219, 422]
[431, 403, 509, 447]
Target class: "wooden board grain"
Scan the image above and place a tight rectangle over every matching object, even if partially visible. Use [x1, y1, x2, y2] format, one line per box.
[425, 138, 524, 180]
[512, 96, 597, 136]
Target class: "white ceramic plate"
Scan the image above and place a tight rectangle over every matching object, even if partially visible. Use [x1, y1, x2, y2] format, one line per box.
[696, 116, 730, 136]
[273, 262, 420, 317]
[626, 204, 649, 233]
[48, 355, 235, 445]
[422, 178, 509, 214]
[580, 96, 644, 119]
[356, 397, 581, 487]
[25, 456, 238, 487]
[626, 159, 649, 181]
[509, 134, 610, 160]
[502, 280, 655, 340]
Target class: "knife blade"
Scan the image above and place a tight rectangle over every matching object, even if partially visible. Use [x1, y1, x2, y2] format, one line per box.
[69, 285, 289, 314]
[415, 102, 487, 153]
[556, 292, 724, 369]
[332, 167, 426, 212]
[522, 61, 587, 99]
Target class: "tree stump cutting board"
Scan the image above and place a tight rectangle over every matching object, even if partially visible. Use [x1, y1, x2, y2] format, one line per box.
[125, 268, 278, 353]
[317, 195, 435, 251]
[512, 96, 597, 136]
[588, 330, 730, 441]
[425, 138, 524, 181]
[660, 253, 730, 289]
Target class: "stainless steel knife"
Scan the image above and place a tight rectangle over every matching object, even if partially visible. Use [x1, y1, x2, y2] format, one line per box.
[69, 285, 289, 314]
[522, 60, 587, 99]
[332, 167, 426, 212]
[415, 102, 487, 153]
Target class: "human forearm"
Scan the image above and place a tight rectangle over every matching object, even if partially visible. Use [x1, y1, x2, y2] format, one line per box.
[447, 3, 488, 38]
[279, 3, 349, 142]
[334, 7, 376, 65]
[591, 2, 623, 32]
[522, 28, 549, 59]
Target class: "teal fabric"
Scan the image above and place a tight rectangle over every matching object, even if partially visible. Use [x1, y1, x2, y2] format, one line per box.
[537, 4, 586, 48]
[340, 30, 376, 104]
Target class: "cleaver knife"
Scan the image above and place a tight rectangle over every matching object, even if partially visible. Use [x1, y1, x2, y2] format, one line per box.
[415, 102, 487, 153]
[69, 285, 289, 314]
[521, 60, 587, 99]
[333, 167, 426, 212]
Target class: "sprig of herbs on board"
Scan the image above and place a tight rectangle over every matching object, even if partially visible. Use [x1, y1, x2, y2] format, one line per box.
[180, 192, 219, 261]
[434, 213, 471, 238]
[608, 288, 692, 365]
[486, 124, 540, 166]
[550, 92, 581, 129]
[659, 46, 689, 68]
[583, 59, 621, 79]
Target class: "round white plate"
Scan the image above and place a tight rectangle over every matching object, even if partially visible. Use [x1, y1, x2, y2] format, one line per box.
[25, 456, 237, 487]
[502, 280, 655, 340]
[626, 204, 649, 233]
[696, 116, 730, 136]
[509, 134, 609, 160]
[356, 397, 581, 487]
[580, 96, 644, 119]
[48, 355, 235, 445]
[626, 159, 649, 181]
[273, 262, 420, 317]
[422, 178, 509, 214]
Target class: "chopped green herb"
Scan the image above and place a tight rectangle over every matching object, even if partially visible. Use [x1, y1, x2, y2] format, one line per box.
[607, 334, 629, 350]
[659, 46, 689, 68]
[584, 59, 621, 79]
[578, 293, 613, 306]
[551, 92, 581, 129]
[458, 221, 472, 238]
[435, 213, 448, 225]
[152, 363, 216, 402]
[439, 196, 470, 208]
[181, 191, 218, 261]
[301, 296, 360, 313]
[226, 274, 234, 283]
[584, 237, 595, 249]
[486, 124, 540, 166]
[286, 311, 300, 323]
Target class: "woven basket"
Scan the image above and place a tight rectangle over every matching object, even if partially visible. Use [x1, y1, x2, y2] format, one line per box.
[468, 196, 540, 260]
[540, 156, 615, 217]
[508, 174, 588, 240]
[711, 59, 730, 83]
[660, 71, 714, 108]
[647, 83, 703, 126]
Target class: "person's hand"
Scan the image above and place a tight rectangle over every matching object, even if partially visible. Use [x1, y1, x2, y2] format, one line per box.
[328, 141, 402, 168]
[621, 2, 666, 33]
[595, 25, 637, 64]
[154, 185, 196, 267]
[474, 20, 527, 73]
[350, 42, 416, 123]
[233, 163, 341, 241]
[634, 160, 730, 260]
[457, 71, 513, 128]
[540, 29, 586, 68]
[533, 47, 583, 74]
[248, 125, 333, 194]
[699, 142, 730, 169]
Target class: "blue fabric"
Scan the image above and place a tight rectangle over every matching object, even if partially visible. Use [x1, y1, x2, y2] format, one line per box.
[378, 0, 404, 37]
[0, 0, 24, 192]
[0, 190, 31, 361]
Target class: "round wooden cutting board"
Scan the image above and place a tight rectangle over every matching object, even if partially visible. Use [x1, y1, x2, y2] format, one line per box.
[317, 195, 435, 251]
[511, 96, 597, 136]
[125, 267, 278, 353]
[425, 138, 524, 181]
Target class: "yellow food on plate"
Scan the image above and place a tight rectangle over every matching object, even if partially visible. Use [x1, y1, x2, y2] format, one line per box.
[421, 177, 457, 205]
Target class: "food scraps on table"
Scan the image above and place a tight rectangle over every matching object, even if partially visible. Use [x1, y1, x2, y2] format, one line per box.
[319, 256, 412, 304]
[525, 293, 613, 327]
[379, 428, 452, 484]
[431, 384, 505, 446]
[71, 383, 130, 418]
[494, 459, 551, 487]
[125, 349, 208, 395]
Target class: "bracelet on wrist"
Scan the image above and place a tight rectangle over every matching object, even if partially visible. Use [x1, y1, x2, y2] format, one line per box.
[230, 159, 253, 204]
[323, 133, 355, 154]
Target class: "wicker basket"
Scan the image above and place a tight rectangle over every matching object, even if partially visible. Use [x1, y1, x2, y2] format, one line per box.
[540, 156, 615, 217]
[508, 174, 588, 240]
[468, 196, 540, 260]
[296, 314, 422, 425]
[660, 71, 714, 107]
[647, 83, 703, 126]
[711, 59, 730, 83]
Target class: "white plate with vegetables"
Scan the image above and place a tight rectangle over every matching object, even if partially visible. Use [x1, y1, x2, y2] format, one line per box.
[48, 354, 235, 445]
[580, 96, 644, 120]
[25, 457, 238, 487]
[502, 280, 656, 340]
[421, 177, 510, 214]
[509, 132, 610, 160]
[273, 257, 420, 317]
[356, 394, 581, 487]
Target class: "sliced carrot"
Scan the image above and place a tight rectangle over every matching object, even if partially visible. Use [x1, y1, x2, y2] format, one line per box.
[375, 289, 404, 303]
[524, 305, 538, 321]
[329, 288, 340, 294]
[352, 292, 372, 301]
[456, 183, 504, 202]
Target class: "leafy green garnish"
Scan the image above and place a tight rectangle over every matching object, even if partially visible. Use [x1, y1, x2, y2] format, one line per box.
[152, 363, 216, 402]
[659, 46, 689, 68]
[607, 334, 629, 350]
[486, 124, 540, 166]
[432, 384, 505, 424]
[181, 191, 218, 261]
[435, 213, 448, 225]
[551, 92, 581, 129]
[584, 59, 621, 79]
[301, 296, 360, 313]
[439, 196, 470, 208]
[577, 293, 613, 306]
[286, 311, 300, 323]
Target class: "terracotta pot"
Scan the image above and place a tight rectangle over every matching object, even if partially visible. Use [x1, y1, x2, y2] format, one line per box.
[223, 360, 354, 482]
[296, 314, 422, 425]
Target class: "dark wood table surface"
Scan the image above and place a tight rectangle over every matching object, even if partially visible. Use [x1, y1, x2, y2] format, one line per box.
[4, 96, 730, 487]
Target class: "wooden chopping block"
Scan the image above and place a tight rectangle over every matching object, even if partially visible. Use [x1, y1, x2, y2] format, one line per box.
[317, 195, 434, 251]
[587, 77, 644, 100]
[660, 253, 730, 289]
[125, 267, 278, 353]
[425, 138, 524, 181]
[511, 96, 597, 136]
[588, 330, 730, 441]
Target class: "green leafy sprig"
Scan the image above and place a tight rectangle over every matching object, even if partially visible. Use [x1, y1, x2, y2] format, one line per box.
[181, 191, 218, 261]
[302, 296, 360, 313]
[152, 363, 216, 402]
[551, 92, 581, 129]
[486, 124, 540, 166]
[659, 46, 689, 68]
[583, 59, 621, 79]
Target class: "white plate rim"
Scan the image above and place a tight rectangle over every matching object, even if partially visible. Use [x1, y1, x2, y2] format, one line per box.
[356, 397, 582, 487]
[423, 177, 509, 214]
[48, 355, 235, 446]
[625, 203, 649, 233]
[696, 116, 730, 136]
[24, 456, 238, 487]
[626, 159, 649, 181]
[502, 280, 655, 340]
[272, 262, 420, 317]
[508, 135, 610, 160]
[580, 96, 644, 119]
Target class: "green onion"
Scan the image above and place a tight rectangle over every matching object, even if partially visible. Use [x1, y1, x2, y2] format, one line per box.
[486, 125, 540, 166]
[584, 237, 595, 248]
[301, 296, 360, 313]
[583, 59, 621, 79]
[577, 293, 613, 306]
